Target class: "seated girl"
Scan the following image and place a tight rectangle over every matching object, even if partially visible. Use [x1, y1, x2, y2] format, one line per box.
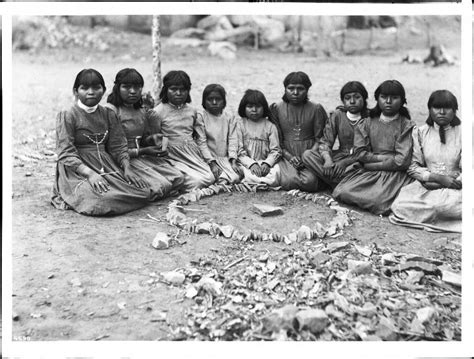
[105, 68, 185, 198]
[390, 90, 461, 232]
[195, 84, 242, 184]
[145, 70, 215, 191]
[332, 80, 415, 215]
[302, 81, 369, 189]
[270, 71, 327, 192]
[52, 68, 150, 216]
[236, 89, 281, 187]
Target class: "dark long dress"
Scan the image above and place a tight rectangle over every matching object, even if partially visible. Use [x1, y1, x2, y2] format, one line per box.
[106, 104, 185, 196]
[332, 115, 415, 215]
[302, 108, 361, 188]
[270, 101, 327, 191]
[52, 104, 152, 216]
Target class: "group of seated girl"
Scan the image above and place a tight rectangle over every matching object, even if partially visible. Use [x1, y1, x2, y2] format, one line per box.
[52, 68, 461, 233]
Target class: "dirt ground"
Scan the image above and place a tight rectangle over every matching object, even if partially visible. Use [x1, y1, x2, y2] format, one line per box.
[9, 19, 462, 341]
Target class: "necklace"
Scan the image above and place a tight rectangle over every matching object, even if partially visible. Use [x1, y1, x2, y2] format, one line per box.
[83, 131, 109, 173]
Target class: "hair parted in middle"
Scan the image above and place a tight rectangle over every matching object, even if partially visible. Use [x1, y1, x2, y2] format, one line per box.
[201, 84, 227, 109]
[282, 71, 312, 103]
[159, 70, 192, 104]
[370, 79, 411, 119]
[238, 89, 270, 119]
[107, 68, 144, 109]
[425, 89, 461, 144]
[339, 80, 369, 117]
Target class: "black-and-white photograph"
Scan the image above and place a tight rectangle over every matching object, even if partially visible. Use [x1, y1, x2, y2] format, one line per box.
[8, 12, 462, 345]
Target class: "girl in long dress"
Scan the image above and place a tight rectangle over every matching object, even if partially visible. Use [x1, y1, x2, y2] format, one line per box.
[52, 68, 150, 216]
[195, 84, 242, 184]
[236, 89, 282, 186]
[145, 70, 215, 191]
[270, 71, 327, 191]
[105, 68, 185, 197]
[390, 90, 461, 232]
[302, 81, 369, 188]
[332, 80, 415, 215]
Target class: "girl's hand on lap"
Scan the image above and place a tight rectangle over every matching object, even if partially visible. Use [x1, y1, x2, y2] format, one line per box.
[322, 160, 334, 176]
[250, 163, 262, 177]
[209, 161, 222, 180]
[142, 146, 165, 156]
[261, 163, 271, 177]
[123, 167, 148, 188]
[230, 159, 243, 178]
[333, 163, 347, 178]
[289, 156, 302, 169]
[434, 174, 461, 189]
[451, 179, 462, 189]
[88, 172, 110, 193]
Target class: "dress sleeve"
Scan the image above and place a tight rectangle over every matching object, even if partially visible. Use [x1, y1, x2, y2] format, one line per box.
[263, 122, 282, 167]
[269, 103, 286, 150]
[56, 111, 84, 171]
[236, 120, 257, 168]
[353, 118, 377, 162]
[194, 112, 214, 163]
[105, 108, 130, 167]
[319, 110, 338, 156]
[313, 103, 328, 140]
[407, 126, 430, 182]
[391, 119, 415, 170]
[227, 115, 239, 160]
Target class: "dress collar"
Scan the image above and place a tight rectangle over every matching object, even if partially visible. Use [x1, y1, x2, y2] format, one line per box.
[434, 123, 452, 131]
[346, 112, 362, 123]
[77, 100, 98, 114]
[380, 113, 400, 123]
[167, 102, 186, 110]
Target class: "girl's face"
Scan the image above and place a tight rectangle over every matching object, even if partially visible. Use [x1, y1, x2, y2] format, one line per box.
[120, 83, 143, 105]
[75, 84, 104, 107]
[343, 92, 364, 114]
[205, 90, 225, 116]
[245, 103, 264, 121]
[377, 94, 402, 116]
[167, 85, 189, 106]
[285, 83, 308, 105]
[429, 106, 455, 127]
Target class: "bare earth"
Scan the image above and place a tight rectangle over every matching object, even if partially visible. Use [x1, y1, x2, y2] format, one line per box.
[10, 22, 462, 341]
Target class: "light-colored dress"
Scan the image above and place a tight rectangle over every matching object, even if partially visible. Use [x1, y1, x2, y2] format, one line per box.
[302, 108, 362, 188]
[148, 102, 215, 191]
[195, 110, 241, 184]
[390, 123, 461, 232]
[333, 115, 415, 215]
[105, 104, 185, 197]
[52, 104, 151, 216]
[236, 117, 281, 186]
[271, 101, 327, 191]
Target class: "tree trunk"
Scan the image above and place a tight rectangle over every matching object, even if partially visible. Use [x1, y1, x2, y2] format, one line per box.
[152, 15, 162, 105]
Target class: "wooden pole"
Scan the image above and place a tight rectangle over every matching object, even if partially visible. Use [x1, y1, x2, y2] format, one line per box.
[152, 15, 162, 106]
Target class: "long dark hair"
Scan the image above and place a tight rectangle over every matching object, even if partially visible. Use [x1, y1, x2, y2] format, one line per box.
[107, 68, 144, 109]
[369, 79, 410, 119]
[159, 70, 192, 104]
[73, 68, 106, 93]
[426, 89, 461, 144]
[238, 89, 270, 119]
[201, 84, 227, 109]
[282, 71, 312, 103]
[339, 80, 369, 117]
